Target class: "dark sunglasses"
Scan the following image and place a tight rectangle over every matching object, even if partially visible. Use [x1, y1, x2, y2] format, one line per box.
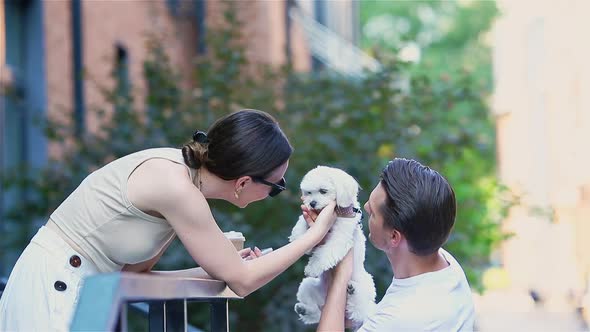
[252, 177, 286, 197]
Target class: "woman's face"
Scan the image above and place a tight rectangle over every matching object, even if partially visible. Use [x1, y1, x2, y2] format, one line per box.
[237, 160, 289, 207]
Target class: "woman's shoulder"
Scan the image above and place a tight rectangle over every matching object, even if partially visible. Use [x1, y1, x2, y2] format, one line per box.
[96, 147, 182, 171]
[124, 147, 182, 161]
[130, 155, 193, 190]
[126, 154, 202, 217]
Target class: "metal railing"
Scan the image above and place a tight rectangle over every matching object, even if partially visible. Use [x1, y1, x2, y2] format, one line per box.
[128, 302, 203, 332]
[70, 272, 241, 332]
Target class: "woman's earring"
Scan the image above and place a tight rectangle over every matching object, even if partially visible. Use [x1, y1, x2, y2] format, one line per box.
[234, 191, 240, 199]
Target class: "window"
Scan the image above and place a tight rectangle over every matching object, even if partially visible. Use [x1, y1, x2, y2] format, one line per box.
[115, 43, 130, 100]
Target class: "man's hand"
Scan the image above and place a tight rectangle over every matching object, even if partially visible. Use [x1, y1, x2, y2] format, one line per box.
[317, 248, 354, 331]
[330, 250, 356, 330]
[331, 248, 354, 284]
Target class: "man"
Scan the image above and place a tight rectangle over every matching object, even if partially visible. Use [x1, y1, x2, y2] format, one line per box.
[310, 158, 475, 331]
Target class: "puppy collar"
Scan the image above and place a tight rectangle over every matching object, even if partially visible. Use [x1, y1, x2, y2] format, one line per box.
[335, 205, 361, 218]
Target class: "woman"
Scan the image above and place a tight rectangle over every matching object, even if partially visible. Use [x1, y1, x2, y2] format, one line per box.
[0, 109, 336, 331]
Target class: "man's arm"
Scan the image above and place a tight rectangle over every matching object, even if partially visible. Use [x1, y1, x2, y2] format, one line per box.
[317, 250, 353, 331]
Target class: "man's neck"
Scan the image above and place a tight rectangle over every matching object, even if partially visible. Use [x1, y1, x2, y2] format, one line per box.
[386, 248, 449, 279]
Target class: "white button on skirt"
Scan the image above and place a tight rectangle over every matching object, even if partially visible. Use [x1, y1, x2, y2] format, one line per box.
[0, 226, 99, 331]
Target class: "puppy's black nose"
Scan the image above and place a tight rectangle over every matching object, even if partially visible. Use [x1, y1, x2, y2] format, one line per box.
[310, 201, 317, 208]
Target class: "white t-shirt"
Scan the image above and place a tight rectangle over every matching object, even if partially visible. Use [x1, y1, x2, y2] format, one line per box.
[358, 249, 475, 332]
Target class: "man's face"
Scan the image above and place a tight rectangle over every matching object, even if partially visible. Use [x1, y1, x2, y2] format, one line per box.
[364, 183, 391, 251]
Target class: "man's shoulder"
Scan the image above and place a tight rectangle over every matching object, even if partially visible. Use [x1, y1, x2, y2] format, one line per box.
[438, 248, 472, 285]
[360, 262, 475, 331]
[358, 285, 475, 332]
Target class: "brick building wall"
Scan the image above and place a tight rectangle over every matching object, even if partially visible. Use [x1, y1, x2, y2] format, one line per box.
[39, 0, 311, 158]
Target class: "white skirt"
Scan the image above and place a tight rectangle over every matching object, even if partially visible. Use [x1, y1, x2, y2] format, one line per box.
[0, 226, 99, 331]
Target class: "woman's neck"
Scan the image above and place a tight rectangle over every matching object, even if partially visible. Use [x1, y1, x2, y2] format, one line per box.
[195, 167, 234, 201]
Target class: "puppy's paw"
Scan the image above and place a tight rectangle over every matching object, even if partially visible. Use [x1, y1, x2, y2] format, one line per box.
[345, 280, 375, 324]
[347, 283, 355, 295]
[294, 302, 306, 316]
[294, 303, 321, 324]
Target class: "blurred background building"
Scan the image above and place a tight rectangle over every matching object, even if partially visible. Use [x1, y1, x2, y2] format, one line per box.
[493, 0, 590, 310]
[478, 0, 590, 329]
[1, 0, 589, 330]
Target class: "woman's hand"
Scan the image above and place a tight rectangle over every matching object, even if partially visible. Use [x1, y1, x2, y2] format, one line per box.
[301, 204, 319, 223]
[239, 247, 263, 261]
[301, 201, 337, 243]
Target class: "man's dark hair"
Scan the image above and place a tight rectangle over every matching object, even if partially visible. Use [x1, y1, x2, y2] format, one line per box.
[380, 158, 456, 256]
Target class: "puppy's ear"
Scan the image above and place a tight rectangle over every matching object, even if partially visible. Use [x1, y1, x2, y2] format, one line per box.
[330, 169, 360, 207]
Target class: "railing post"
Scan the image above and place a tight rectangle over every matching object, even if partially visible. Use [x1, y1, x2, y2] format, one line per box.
[149, 300, 187, 332]
[210, 299, 229, 332]
[115, 303, 127, 332]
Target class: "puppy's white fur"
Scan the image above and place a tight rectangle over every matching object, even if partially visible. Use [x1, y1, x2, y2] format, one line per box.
[289, 166, 376, 328]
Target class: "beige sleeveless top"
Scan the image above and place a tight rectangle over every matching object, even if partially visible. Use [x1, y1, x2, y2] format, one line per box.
[49, 148, 195, 273]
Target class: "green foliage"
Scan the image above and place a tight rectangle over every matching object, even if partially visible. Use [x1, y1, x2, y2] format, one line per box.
[361, 0, 499, 91]
[2, 1, 512, 330]
[359, 0, 510, 293]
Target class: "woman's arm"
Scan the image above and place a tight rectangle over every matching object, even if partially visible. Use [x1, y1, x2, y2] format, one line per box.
[150, 267, 212, 279]
[128, 247, 261, 276]
[144, 164, 336, 297]
[317, 250, 354, 332]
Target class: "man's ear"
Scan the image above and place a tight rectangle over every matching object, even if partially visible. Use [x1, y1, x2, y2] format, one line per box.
[390, 229, 403, 248]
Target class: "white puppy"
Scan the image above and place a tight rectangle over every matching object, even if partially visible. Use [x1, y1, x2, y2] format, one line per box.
[289, 166, 376, 328]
